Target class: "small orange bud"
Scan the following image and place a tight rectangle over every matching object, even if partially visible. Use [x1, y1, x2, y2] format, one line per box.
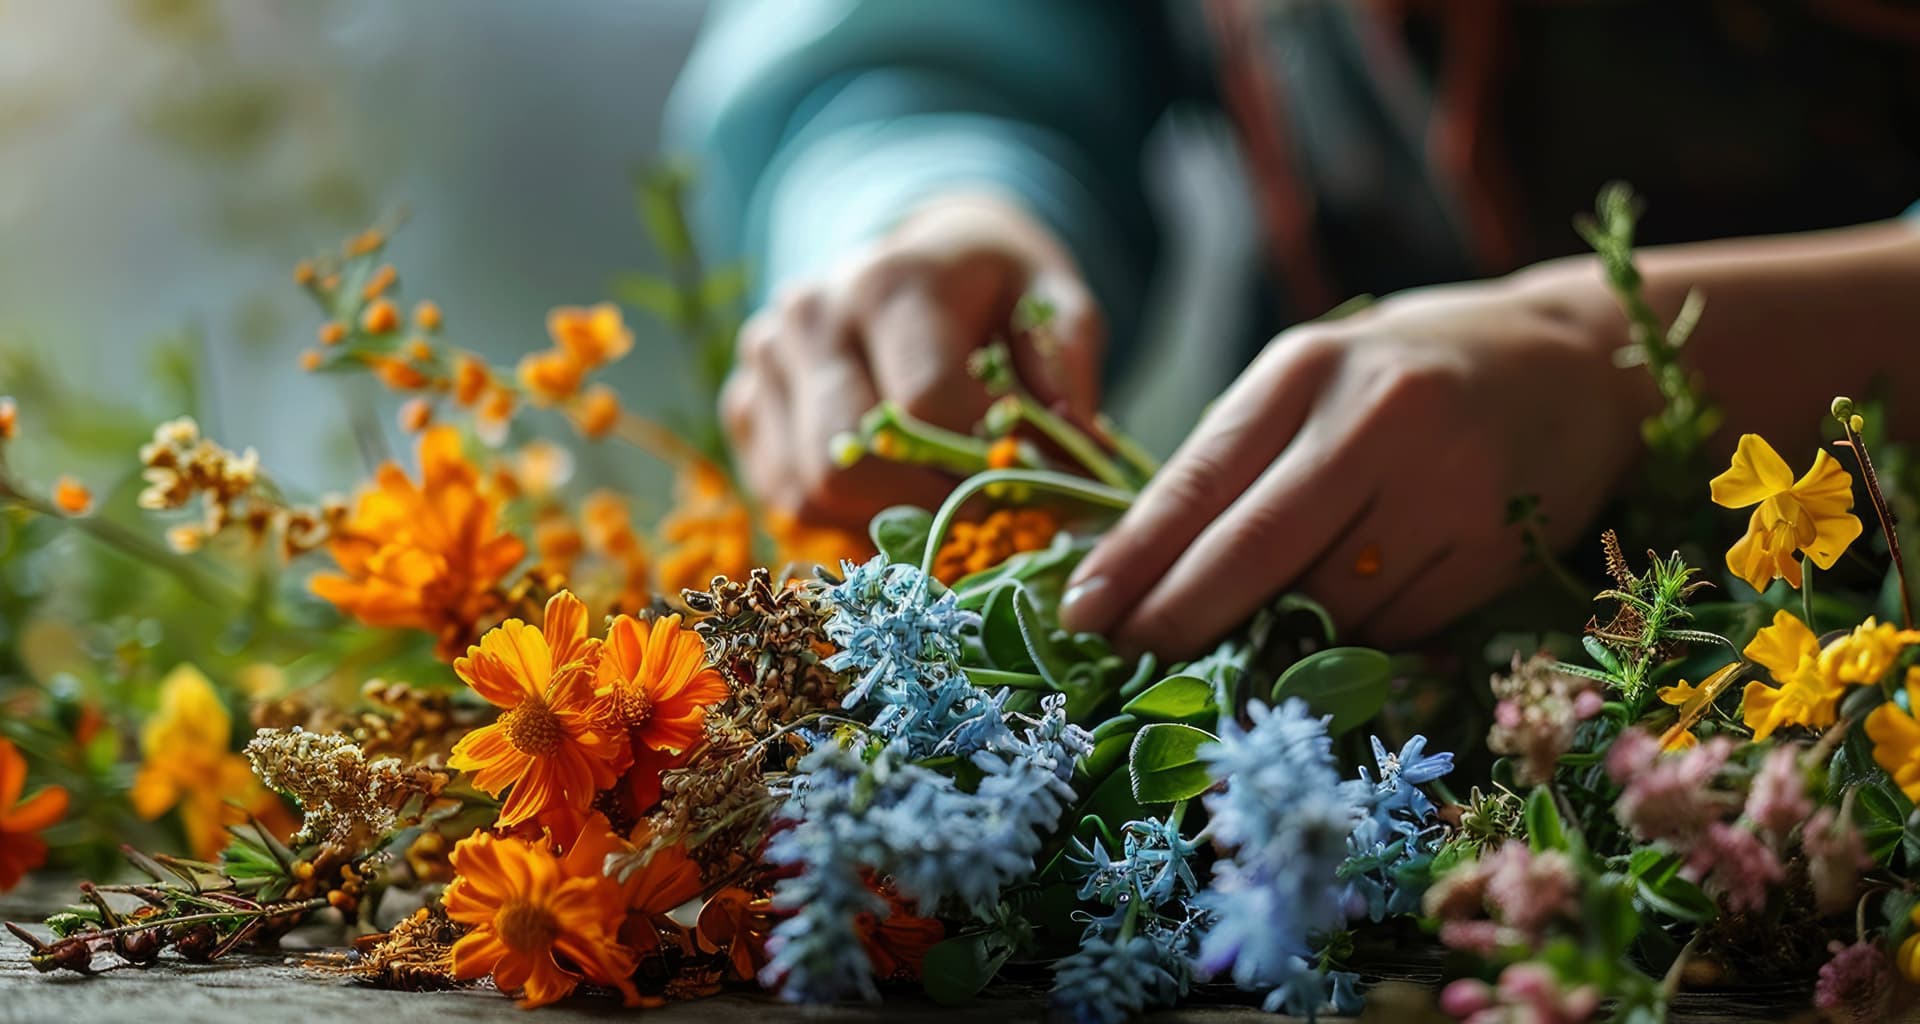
[298, 350, 324, 372]
[404, 337, 434, 363]
[571, 384, 621, 439]
[452, 354, 491, 406]
[344, 228, 384, 257]
[987, 436, 1022, 469]
[516, 348, 587, 405]
[360, 263, 397, 301]
[413, 300, 443, 332]
[52, 476, 93, 516]
[0, 396, 16, 440]
[292, 260, 317, 286]
[398, 397, 434, 433]
[475, 386, 517, 445]
[320, 273, 341, 292]
[360, 298, 400, 335]
[547, 303, 633, 368]
[318, 321, 347, 346]
[166, 524, 206, 553]
[370, 356, 429, 391]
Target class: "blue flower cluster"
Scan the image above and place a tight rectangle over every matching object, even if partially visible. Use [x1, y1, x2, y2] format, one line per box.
[1342, 735, 1455, 920]
[822, 557, 1017, 759]
[1052, 813, 1208, 1023]
[1192, 700, 1371, 1018]
[761, 694, 1091, 1004]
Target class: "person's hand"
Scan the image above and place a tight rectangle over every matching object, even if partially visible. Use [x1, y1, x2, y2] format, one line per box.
[1059, 266, 1656, 655]
[720, 192, 1106, 531]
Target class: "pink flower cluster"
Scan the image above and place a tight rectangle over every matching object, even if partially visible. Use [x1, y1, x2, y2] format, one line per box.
[1487, 654, 1605, 786]
[1425, 841, 1579, 956]
[1439, 963, 1600, 1024]
[1605, 729, 1737, 846]
[1814, 940, 1892, 1024]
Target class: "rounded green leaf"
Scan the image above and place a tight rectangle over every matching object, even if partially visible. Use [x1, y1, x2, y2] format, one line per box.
[1270, 647, 1391, 735]
[1120, 674, 1216, 723]
[1128, 722, 1218, 803]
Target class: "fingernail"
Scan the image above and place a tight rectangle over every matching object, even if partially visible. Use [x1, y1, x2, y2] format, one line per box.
[1059, 575, 1110, 633]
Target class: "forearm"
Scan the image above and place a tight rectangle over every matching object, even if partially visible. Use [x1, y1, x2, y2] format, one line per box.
[1519, 217, 1920, 451]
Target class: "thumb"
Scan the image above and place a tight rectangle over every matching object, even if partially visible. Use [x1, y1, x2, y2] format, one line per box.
[1013, 268, 1106, 427]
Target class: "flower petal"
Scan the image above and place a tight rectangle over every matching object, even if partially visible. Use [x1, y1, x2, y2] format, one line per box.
[1710, 434, 1794, 509]
[1743, 610, 1819, 684]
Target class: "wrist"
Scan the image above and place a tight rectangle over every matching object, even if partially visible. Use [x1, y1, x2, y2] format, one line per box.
[1506, 255, 1666, 429]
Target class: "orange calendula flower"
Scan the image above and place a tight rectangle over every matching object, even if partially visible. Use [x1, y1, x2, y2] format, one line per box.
[1740, 610, 1846, 741]
[570, 383, 621, 440]
[547, 303, 633, 369]
[560, 814, 703, 959]
[766, 509, 873, 570]
[858, 881, 945, 981]
[1709, 434, 1862, 592]
[448, 592, 622, 831]
[1866, 667, 1920, 802]
[52, 476, 93, 516]
[129, 665, 293, 859]
[444, 830, 639, 1008]
[518, 349, 588, 406]
[0, 737, 69, 892]
[656, 462, 754, 597]
[312, 426, 526, 657]
[596, 613, 728, 758]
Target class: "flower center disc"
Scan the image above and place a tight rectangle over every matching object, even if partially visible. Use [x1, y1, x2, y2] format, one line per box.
[504, 698, 564, 756]
[617, 686, 653, 727]
[496, 900, 560, 953]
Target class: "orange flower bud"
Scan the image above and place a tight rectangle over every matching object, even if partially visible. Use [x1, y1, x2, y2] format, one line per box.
[298, 350, 324, 372]
[534, 513, 585, 568]
[166, 524, 206, 553]
[516, 348, 586, 406]
[361, 298, 400, 335]
[360, 263, 397, 301]
[405, 337, 434, 363]
[52, 476, 93, 516]
[413, 300, 443, 332]
[987, 436, 1022, 469]
[571, 384, 621, 439]
[292, 260, 317, 286]
[452, 354, 491, 406]
[318, 321, 347, 346]
[371, 356, 429, 391]
[398, 397, 434, 433]
[0, 396, 16, 441]
[475, 386, 517, 446]
[344, 228, 384, 257]
[546, 303, 633, 369]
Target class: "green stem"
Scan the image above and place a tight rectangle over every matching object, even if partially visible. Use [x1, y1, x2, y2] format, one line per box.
[919, 469, 1133, 578]
[1801, 552, 1817, 631]
[1095, 414, 1162, 480]
[0, 480, 244, 607]
[859, 401, 993, 475]
[1000, 396, 1132, 490]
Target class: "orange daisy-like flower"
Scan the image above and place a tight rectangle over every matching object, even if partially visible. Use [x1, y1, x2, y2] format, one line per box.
[596, 613, 729, 760]
[858, 881, 945, 982]
[560, 814, 704, 959]
[312, 426, 526, 658]
[449, 592, 623, 832]
[445, 830, 640, 1008]
[547, 303, 633, 369]
[0, 738, 69, 892]
[129, 665, 294, 859]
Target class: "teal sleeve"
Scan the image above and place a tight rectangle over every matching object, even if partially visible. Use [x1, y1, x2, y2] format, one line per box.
[664, 0, 1171, 351]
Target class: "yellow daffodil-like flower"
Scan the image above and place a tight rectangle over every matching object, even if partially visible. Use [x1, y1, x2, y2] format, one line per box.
[1654, 661, 1743, 751]
[1740, 610, 1847, 741]
[1865, 667, 1920, 803]
[1900, 901, 1920, 982]
[1818, 617, 1920, 688]
[1709, 434, 1862, 592]
[130, 665, 294, 859]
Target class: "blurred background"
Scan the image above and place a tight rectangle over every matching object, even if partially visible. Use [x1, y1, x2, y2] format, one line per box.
[0, 0, 1245, 499]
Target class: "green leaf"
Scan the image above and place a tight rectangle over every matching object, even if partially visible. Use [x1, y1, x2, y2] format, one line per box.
[698, 263, 749, 312]
[1581, 635, 1623, 676]
[1080, 718, 1139, 781]
[1524, 787, 1569, 853]
[921, 933, 1012, 1005]
[1635, 872, 1716, 924]
[1128, 723, 1217, 803]
[977, 582, 1037, 673]
[1011, 584, 1071, 688]
[1121, 675, 1217, 724]
[869, 505, 933, 565]
[612, 272, 689, 330]
[1270, 647, 1391, 735]
[1857, 780, 1913, 863]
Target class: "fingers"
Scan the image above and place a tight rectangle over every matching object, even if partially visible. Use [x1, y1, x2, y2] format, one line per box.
[1290, 487, 1451, 632]
[858, 258, 1002, 431]
[1016, 268, 1107, 426]
[1362, 535, 1526, 649]
[1059, 338, 1339, 638]
[1103, 418, 1380, 659]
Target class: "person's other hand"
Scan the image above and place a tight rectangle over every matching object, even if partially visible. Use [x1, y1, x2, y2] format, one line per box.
[1059, 267, 1654, 655]
[721, 192, 1106, 531]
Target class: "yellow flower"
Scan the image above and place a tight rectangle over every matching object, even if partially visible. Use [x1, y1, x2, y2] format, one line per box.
[1655, 661, 1743, 752]
[1710, 434, 1862, 592]
[129, 665, 293, 859]
[312, 426, 526, 659]
[1818, 617, 1920, 688]
[1866, 667, 1920, 803]
[1740, 610, 1846, 741]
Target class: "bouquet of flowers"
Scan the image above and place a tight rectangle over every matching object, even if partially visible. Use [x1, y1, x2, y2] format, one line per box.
[2, 181, 1917, 1024]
